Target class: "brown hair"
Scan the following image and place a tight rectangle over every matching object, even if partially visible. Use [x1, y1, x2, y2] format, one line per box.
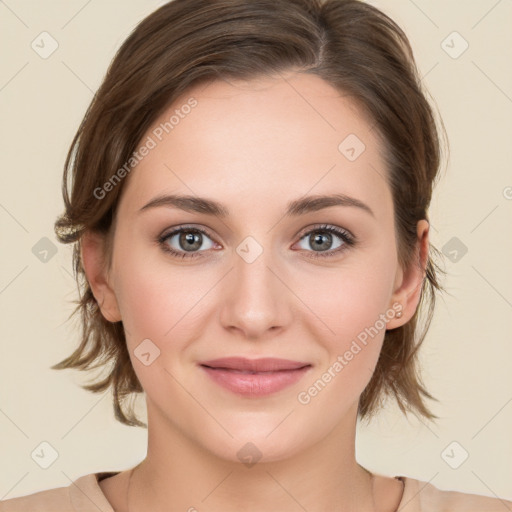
[52, 0, 447, 427]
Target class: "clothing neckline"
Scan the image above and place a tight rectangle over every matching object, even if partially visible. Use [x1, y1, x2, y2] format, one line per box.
[70, 472, 412, 512]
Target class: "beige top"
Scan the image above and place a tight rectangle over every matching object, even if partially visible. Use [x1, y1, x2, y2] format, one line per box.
[1, 472, 511, 511]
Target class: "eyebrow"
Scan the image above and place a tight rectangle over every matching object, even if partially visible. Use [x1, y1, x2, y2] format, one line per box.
[138, 193, 374, 218]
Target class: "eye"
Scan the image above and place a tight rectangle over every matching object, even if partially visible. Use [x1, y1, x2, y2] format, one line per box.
[157, 223, 356, 261]
[158, 226, 218, 259]
[294, 224, 356, 259]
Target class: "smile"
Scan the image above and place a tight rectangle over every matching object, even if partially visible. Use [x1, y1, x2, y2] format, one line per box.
[199, 357, 312, 397]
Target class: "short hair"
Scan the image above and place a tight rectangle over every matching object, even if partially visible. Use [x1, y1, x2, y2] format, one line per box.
[52, 0, 447, 428]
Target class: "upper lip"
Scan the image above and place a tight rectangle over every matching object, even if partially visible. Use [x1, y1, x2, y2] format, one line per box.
[199, 357, 311, 372]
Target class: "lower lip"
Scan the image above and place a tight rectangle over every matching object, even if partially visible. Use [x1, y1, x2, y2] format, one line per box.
[200, 365, 311, 397]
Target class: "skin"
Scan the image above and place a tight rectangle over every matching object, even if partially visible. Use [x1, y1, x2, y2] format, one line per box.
[83, 70, 429, 512]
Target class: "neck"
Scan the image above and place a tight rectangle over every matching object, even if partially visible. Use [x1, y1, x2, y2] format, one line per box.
[126, 403, 379, 512]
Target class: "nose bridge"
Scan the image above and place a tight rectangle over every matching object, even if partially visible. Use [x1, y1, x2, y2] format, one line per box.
[236, 235, 276, 291]
[219, 234, 291, 338]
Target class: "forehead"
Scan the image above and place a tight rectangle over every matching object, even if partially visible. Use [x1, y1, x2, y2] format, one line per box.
[117, 71, 391, 220]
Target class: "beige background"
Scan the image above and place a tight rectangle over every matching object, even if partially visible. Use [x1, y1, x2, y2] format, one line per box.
[1, 0, 511, 501]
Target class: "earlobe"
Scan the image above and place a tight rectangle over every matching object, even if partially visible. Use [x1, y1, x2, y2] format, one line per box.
[387, 220, 430, 329]
[80, 230, 122, 323]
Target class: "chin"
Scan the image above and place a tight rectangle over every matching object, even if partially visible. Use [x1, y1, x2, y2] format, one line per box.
[198, 421, 313, 466]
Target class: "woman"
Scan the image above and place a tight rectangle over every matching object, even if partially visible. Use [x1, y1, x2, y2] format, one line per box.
[1, 0, 510, 511]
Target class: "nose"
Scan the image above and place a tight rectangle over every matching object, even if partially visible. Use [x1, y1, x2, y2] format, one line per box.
[218, 241, 293, 340]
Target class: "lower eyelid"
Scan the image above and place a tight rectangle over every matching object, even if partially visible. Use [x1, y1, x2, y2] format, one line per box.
[295, 230, 354, 255]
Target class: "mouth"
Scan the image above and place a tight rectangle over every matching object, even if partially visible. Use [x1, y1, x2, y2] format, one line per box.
[198, 357, 312, 397]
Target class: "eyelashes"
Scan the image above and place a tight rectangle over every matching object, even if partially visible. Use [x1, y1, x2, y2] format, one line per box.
[294, 225, 355, 258]
[157, 223, 357, 261]
[158, 226, 217, 260]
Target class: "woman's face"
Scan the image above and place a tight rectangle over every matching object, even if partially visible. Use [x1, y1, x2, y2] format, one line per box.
[96, 71, 421, 462]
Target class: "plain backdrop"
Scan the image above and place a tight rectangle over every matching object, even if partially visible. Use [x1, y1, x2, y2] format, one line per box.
[1, 0, 511, 501]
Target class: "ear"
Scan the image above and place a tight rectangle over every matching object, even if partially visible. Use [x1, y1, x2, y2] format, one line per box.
[386, 219, 429, 329]
[80, 230, 122, 323]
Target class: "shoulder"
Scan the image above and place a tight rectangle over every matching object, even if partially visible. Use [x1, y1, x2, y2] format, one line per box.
[0, 472, 116, 512]
[400, 476, 512, 512]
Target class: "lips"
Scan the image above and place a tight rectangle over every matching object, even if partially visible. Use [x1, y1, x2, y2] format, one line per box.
[199, 357, 310, 372]
[199, 357, 312, 397]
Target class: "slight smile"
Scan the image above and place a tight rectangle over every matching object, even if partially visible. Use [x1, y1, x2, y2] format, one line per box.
[199, 357, 312, 397]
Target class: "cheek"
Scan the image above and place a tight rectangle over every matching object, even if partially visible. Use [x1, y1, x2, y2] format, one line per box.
[112, 238, 206, 336]
[112, 262, 195, 396]
[307, 254, 396, 345]
[111, 247, 218, 383]
[303, 252, 396, 399]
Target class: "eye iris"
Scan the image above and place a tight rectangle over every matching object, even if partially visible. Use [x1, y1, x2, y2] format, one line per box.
[180, 231, 202, 251]
[310, 232, 332, 251]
